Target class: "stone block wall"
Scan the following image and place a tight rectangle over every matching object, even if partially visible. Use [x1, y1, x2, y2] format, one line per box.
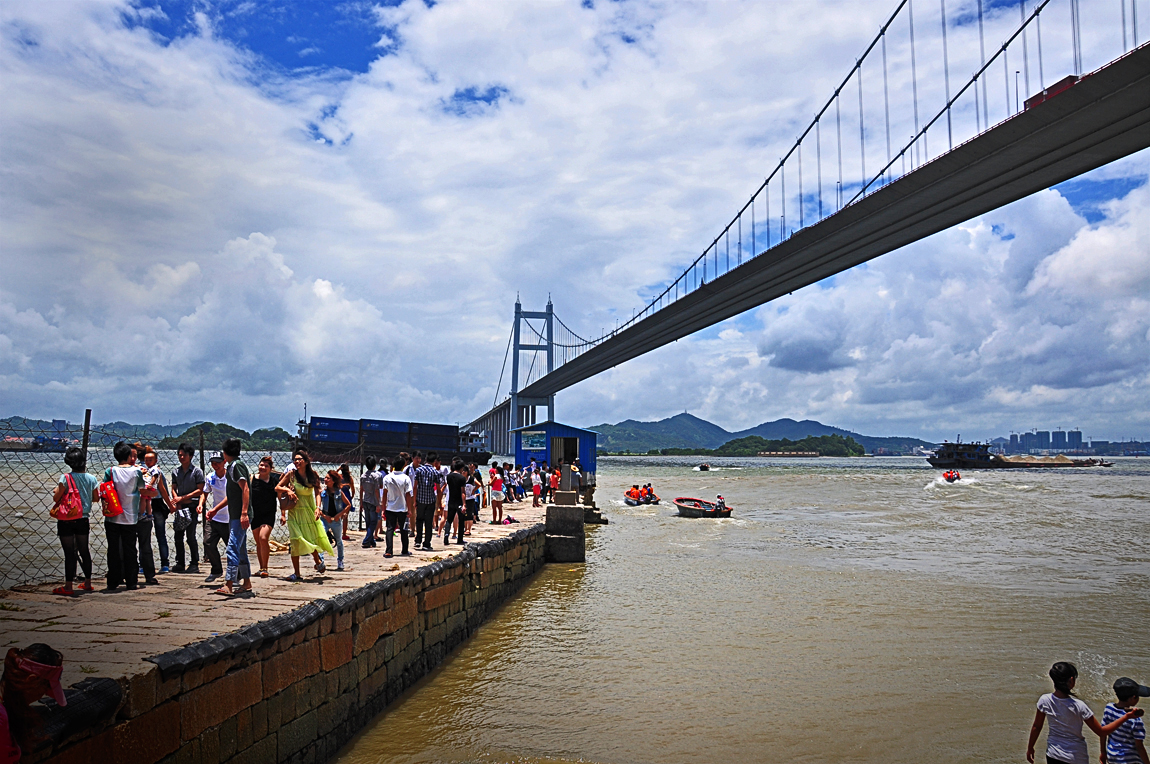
[30, 526, 546, 764]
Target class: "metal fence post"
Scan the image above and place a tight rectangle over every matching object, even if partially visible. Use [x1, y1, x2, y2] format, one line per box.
[80, 408, 92, 471]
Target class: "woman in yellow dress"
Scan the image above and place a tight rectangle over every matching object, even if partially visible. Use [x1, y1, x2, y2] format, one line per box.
[276, 449, 334, 581]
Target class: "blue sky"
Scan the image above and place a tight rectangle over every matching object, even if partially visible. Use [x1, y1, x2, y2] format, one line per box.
[1, 0, 1147, 443]
[125, 0, 394, 74]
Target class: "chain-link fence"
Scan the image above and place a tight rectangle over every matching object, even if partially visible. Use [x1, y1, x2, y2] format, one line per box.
[0, 415, 368, 588]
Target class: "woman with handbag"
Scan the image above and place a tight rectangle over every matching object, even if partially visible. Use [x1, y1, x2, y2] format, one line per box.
[49, 447, 99, 596]
[275, 449, 333, 581]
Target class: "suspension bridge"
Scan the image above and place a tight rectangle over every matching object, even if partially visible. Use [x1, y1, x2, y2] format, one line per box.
[469, 0, 1150, 457]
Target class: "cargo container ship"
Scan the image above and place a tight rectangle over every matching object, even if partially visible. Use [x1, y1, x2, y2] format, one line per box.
[293, 416, 492, 466]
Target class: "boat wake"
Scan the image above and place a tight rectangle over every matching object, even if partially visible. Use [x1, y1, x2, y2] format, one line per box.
[925, 475, 981, 490]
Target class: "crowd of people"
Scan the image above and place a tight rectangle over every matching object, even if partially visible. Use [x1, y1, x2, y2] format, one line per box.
[47, 441, 589, 594]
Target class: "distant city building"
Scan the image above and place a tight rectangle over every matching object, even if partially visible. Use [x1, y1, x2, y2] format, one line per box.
[1009, 433, 1019, 453]
[1052, 430, 1067, 449]
[1091, 440, 1109, 449]
[1035, 431, 1051, 450]
[1068, 430, 1082, 449]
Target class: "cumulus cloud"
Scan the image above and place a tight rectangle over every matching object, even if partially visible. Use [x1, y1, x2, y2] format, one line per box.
[0, 0, 1146, 441]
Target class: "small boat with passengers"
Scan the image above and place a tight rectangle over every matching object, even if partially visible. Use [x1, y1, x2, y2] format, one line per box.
[673, 496, 732, 518]
[624, 484, 661, 506]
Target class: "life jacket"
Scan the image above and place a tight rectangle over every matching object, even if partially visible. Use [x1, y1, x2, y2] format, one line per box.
[627, 488, 640, 500]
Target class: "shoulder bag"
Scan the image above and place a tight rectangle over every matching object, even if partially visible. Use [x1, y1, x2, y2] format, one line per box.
[99, 468, 124, 518]
[50, 474, 84, 521]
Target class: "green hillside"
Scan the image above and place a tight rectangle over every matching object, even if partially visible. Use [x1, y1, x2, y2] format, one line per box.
[590, 413, 931, 454]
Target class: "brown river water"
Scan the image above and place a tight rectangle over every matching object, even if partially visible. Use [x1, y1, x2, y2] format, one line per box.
[333, 456, 1150, 764]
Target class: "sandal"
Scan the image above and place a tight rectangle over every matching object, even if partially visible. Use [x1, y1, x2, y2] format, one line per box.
[78, 581, 94, 591]
[52, 586, 75, 596]
[285, 573, 301, 582]
[258, 569, 268, 578]
[212, 586, 235, 596]
[316, 561, 326, 574]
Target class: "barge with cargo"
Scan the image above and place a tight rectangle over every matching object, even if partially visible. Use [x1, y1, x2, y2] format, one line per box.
[927, 440, 1111, 469]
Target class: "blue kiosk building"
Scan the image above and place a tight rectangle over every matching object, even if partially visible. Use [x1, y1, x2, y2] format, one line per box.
[510, 421, 597, 473]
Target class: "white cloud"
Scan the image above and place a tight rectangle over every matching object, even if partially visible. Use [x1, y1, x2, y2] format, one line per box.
[0, 0, 1146, 442]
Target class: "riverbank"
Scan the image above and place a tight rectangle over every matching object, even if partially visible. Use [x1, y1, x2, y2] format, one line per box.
[1, 504, 547, 764]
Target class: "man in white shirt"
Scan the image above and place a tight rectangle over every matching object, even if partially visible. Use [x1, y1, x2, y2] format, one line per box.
[200, 453, 230, 583]
[381, 456, 415, 557]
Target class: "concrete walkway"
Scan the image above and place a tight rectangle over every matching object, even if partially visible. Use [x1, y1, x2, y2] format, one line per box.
[0, 504, 545, 696]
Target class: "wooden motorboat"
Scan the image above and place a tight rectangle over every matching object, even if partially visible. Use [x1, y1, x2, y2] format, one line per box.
[696, 463, 711, 471]
[673, 497, 732, 518]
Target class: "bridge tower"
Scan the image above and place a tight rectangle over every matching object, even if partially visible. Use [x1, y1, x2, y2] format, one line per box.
[510, 298, 555, 432]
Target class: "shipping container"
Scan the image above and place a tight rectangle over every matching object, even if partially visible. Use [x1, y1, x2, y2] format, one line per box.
[408, 422, 459, 437]
[360, 419, 408, 434]
[309, 417, 359, 433]
[308, 429, 358, 444]
[363, 430, 409, 446]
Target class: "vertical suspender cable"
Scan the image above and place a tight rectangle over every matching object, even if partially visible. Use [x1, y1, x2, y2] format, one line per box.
[1122, 0, 1128, 51]
[858, 63, 866, 192]
[750, 199, 754, 259]
[1070, 0, 1081, 76]
[1003, 46, 1011, 120]
[766, 182, 771, 249]
[1134, 0, 1139, 47]
[1020, 1, 1030, 108]
[816, 119, 823, 218]
[836, 96, 843, 208]
[1036, 5, 1044, 91]
[909, 0, 920, 167]
[781, 161, 786, 239]
[940, 0, 952, 150]
[798, 142, 804, 228]
[725, 229, 730, 273]
[882, 32, 891, 183]
[978, 0, 988, 131]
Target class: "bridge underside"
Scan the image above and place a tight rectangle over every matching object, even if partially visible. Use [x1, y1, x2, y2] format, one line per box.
[518, 45, 1150, 400]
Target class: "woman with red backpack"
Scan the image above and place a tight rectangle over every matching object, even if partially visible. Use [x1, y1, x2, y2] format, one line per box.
[49, 447, 99, 596]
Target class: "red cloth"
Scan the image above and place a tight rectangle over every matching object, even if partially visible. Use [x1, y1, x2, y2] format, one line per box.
[0, 704, 19, 764]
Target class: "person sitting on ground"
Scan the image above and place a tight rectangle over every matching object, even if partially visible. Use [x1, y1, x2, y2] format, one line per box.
[50, 447, 99, 596]
[2, 643, 66, 761]
[1102, 677, 1149, 764]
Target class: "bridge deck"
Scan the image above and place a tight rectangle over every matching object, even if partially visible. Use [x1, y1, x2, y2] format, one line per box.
[517, 44, 1150, 400]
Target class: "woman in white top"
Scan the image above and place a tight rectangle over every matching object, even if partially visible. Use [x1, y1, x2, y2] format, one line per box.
[1027, 661, 1144, 764]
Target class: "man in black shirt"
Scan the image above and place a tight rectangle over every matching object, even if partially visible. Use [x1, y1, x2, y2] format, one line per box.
[444, 459, 468, 546]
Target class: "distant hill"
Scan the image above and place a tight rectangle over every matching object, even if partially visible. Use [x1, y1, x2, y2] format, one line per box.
[0, 416, 290, 451]
[589, 413, 932, 454]
[0, 416, 203, 445]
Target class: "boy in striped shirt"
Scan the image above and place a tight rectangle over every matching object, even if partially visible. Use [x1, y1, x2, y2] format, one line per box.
[1103, 677, 1150, 764]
